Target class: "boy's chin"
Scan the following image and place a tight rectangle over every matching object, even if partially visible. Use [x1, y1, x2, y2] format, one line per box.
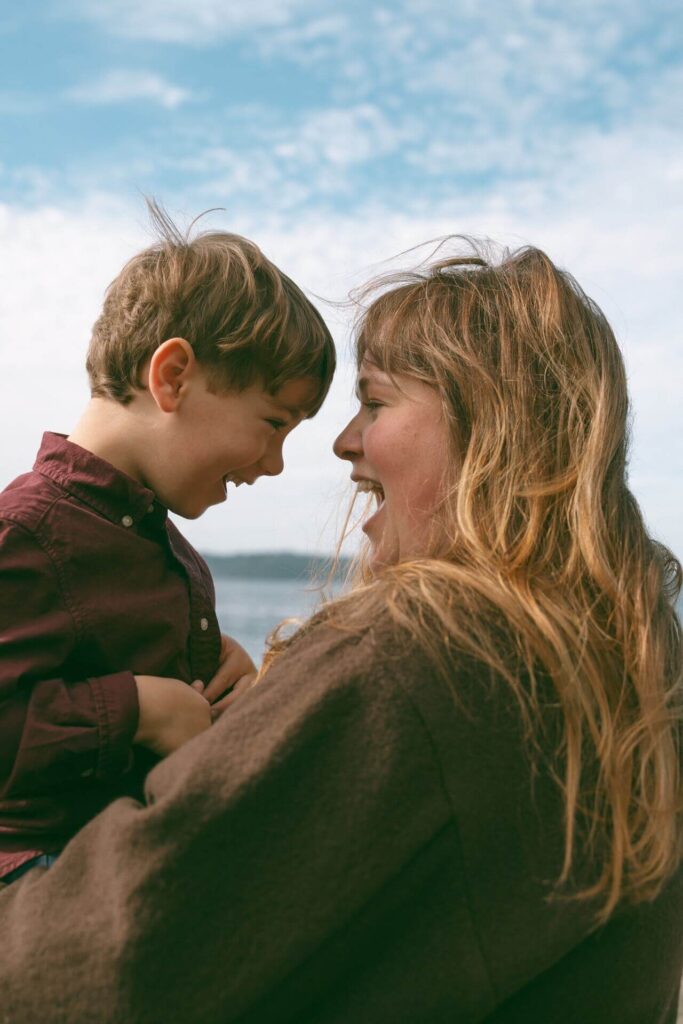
[182, 504, 216, 520]
[168, 498, 214, 520]
[166, 483, 228, 519]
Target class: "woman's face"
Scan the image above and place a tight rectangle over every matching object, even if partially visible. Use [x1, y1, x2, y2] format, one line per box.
[333, 359, 449, 570]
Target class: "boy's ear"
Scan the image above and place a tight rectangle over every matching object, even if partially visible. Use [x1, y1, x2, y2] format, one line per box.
[146, 338, 196, 412]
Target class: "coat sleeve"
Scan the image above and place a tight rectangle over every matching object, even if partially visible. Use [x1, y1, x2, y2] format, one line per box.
[0, 620, 471, 1023]
[0, 520, 138, 796]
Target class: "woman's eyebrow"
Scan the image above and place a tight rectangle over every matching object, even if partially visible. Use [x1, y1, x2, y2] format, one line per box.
[356, 372, 393, 399]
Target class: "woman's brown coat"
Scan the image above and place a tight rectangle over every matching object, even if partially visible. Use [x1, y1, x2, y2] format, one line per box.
[1, 613, 681, 1022]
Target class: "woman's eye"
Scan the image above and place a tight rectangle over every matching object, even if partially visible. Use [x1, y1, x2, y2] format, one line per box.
[362, 400, 382, 412]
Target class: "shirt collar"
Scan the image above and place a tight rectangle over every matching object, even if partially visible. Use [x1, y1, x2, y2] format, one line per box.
[34, 432, 165, 528]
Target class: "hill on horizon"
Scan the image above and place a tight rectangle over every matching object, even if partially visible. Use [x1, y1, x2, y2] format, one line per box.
[202, 551, 350, 581]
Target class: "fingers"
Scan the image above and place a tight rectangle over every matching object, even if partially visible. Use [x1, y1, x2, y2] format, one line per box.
[210, 673, 257, 721]
[202, 659, 238, 703]
[203, 636, 257, 704]
[210, 692, 235, 721]
[190, 679, 205, 694]
[220, 634, 256, 674]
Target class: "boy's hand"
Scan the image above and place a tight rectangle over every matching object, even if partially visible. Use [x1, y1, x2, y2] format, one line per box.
[194, 634, 257, 720]
[133, 675, 212, 757]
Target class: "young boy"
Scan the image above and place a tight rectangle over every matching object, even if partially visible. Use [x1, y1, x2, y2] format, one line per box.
[0, 203, 335, 884]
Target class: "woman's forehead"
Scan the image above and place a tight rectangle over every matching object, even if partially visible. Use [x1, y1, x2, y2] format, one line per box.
[356, 359, 398, 390]
[358, 356, 389, 377]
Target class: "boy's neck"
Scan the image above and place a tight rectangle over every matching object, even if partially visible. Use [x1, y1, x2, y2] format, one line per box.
[68, 398, 150, 485]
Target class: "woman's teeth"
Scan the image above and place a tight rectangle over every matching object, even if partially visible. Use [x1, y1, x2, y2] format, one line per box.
[356, 479, 385, 507]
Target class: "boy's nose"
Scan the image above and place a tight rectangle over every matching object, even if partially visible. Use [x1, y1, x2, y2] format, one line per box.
[260, 444, 284, 477]
[333, 416, 361, 462]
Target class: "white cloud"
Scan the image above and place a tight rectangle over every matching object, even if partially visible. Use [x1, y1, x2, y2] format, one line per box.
[250, 0, 677, 112]
[66, 0, 313, 44]
[66, 70, 193, 109]
[1, 107, 682, 558]
[153, 102, 413, 211]
[251, 13, 350, 65]
[273, 104, 409, 167]
[8, 1, 674, 228]
[47, 5, 680, 219]
[65, 0, 679, 139]
[0, 202, 136, 552]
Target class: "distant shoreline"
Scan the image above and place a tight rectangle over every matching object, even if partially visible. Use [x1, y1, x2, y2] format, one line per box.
[202, 554, 683, 622]
[202, 551, 349, 581]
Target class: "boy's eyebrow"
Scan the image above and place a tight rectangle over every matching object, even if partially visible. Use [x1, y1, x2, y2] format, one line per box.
[269, 400, 307, 423]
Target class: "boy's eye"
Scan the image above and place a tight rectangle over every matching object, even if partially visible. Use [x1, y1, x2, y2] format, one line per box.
[266, 419, 287, 430]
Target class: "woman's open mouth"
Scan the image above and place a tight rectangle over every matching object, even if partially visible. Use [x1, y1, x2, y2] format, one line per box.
[355, 478, 385, 506]
[355, 478, 385, 535]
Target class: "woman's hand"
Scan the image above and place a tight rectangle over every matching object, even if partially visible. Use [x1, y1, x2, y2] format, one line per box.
[133, 675, 212, 756]
[194, 634, 258, 720]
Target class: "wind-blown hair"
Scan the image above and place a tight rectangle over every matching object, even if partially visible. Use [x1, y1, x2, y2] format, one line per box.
[282, 240, 682, 922]
[86, 200, 335, 410]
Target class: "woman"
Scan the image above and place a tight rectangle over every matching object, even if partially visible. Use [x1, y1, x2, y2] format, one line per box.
[1, 243, 681, 1023]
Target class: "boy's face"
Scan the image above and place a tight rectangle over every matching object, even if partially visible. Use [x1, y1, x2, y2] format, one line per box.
[149, 374, 319, 519]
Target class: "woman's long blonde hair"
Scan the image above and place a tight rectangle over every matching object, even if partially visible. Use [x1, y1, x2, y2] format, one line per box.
[272, 241, 682, 922]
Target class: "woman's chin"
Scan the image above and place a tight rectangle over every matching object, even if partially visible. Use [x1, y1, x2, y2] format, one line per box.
[363, 508, 400, 571]
[366, 549, 383, 574]
[366, 536, 400, 573]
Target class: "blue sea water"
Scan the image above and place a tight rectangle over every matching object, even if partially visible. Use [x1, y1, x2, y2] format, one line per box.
[216, 577, 683, 667]
[214, 576, 325, 663]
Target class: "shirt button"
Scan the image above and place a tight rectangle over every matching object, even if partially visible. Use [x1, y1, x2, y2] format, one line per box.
[147, 504, 154, 514]
[200, 617, 209, 631]
[121, 515, 133, 528]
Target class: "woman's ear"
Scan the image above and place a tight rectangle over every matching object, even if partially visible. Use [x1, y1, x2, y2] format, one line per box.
[146, 338, 196, 412]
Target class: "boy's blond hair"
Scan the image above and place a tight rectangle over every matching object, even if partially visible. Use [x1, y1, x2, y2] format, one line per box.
[87, 201, 335, 410]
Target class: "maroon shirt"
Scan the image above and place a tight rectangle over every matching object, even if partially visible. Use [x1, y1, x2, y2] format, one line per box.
[0, 433, 221, 869]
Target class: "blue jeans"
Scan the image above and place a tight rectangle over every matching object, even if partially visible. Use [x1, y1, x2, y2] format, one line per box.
[1, 853, 60, 885]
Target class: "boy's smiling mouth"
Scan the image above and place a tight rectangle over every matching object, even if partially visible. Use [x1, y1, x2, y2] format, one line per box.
[222, 474, 246, 495]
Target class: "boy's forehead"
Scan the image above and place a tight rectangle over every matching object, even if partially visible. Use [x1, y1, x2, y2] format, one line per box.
[269, 377, 320, 418]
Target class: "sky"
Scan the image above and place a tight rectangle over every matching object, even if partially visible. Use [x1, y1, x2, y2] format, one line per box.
[1, 0, 681, 558]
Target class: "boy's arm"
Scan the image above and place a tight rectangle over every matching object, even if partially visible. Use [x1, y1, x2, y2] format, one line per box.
[0, 520, 139, 796]
[0, 521, 214, 796]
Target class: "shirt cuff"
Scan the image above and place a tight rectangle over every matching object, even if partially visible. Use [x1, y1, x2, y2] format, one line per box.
[88, 672, 139, 782]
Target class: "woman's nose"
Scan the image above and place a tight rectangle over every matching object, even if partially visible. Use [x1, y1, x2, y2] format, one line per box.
[333, 415, 362, 462]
